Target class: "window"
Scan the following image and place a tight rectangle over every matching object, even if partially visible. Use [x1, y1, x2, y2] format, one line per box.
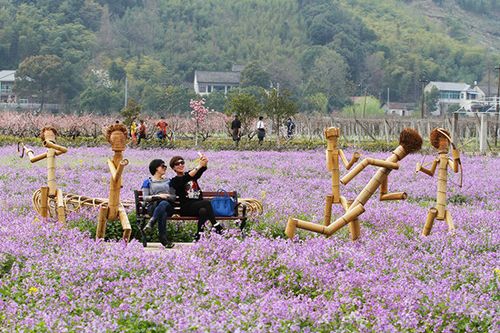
[198, 84, 207, 93]
[213, 85, 225, 92]
[0, 82, 13, 93]
[439, 90, 460, 100]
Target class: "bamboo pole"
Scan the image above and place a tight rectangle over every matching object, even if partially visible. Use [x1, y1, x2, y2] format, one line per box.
[445, 210, 455, 232]
[119, 206, 131, 242]
[40, 186, 48, 219]
[96, 207, 108, 239]
[46, 148, 57, 197]
[324, 195, 333, 226]
[56, 189, 65, 224]
[43, 140, 68, 153]
[422, 208, 437, 236]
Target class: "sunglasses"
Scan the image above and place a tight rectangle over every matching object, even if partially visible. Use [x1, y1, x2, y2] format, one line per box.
[174, 160, 185, 166]
[160, 164, 167, 169]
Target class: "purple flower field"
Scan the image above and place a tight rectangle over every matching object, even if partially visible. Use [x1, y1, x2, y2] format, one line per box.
[0, 145, 499, 332]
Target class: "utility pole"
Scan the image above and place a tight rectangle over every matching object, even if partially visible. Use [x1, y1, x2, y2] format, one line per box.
[495, 65, 500, 146]
[419, 78, 429, 119]
[124, 75, 128, 108]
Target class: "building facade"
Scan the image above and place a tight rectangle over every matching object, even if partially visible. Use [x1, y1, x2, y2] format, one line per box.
[424, 81, 486, 114]
[0, 70, 16, 103]
[193, 70, 241, 96]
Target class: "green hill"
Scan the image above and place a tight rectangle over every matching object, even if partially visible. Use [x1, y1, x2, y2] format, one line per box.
[0, 0, 499, 112]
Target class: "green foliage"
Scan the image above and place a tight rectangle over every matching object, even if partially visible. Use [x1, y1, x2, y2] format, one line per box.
[121, 98, 141, 127]
[425, 86, 440, 114]
[14, 55, 66, 109]
[1, 0, 500, 113]
[204, 91, 226, 113]
[156, 86, 197, 115]
[342, 96, 384, 117]
[225, 90, 261, 135]
[263, 88, 298, 137]
[241, 62, 270, 89]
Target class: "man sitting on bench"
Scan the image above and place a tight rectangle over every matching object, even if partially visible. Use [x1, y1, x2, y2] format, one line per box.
[141, 159, 176, 248]
[169, 154, 223, 241]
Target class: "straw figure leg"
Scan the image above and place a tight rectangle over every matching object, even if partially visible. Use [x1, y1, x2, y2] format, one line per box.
[445, 210, 455, 233]
[422, 207, 438, 236]
[340, 196, 361, 241]
[96, 206, 109, 239]
[56, 189, 66, 224]
[40, 186, 49, 220]
[323, 195, 333, 226]
[118, 205, 131, 242]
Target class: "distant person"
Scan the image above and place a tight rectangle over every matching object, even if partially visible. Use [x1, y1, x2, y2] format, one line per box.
[137, 120, 147, 144]
[256, 116, 266, 144]
[130, 121, 138, 144]
[286, 117, 295, 139]
[231, 114, 241, 146]
[156, 117, 168, 140]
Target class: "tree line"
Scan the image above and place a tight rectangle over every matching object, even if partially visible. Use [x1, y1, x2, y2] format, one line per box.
[1, 0, 499, 115]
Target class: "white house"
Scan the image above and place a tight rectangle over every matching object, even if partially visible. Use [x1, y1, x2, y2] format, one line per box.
[424, 81, 486, 115]
[0, 70, 16, 103]
[382, 102, 415, 116]
[193, 70, 241, 96]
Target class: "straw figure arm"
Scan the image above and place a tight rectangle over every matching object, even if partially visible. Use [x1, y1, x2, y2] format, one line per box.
[43, 140, 68, 154]
[20, 143, 47, 163]
[108, 158, 129, 183]
[338, 149, 360, 170]
[379, 176, 407, 201]
[341, 157, 400, 185]
[416, 158, 438, 177]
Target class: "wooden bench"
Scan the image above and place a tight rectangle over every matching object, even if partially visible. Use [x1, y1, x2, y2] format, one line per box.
[134, 190, 247, 246]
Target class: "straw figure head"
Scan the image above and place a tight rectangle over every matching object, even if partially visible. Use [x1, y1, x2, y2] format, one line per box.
[40, 126, 58, 142]
[325, 127, 340, 147]
[106, 123, 128, 152]
[399, 128, 422, 154]
[430, 128, 451, 150]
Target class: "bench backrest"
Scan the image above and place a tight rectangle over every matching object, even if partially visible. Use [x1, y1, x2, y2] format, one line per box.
[134, 190, 239, 217]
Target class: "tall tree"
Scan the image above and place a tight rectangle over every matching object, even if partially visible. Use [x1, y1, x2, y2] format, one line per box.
[14, 55, 65, 111]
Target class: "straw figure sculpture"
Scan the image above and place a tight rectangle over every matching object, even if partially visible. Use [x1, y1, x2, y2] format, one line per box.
[20, 126, 68, 223]
[286, 127, 361, 240]
[95, 123, 132, 241]
[416, 128, 461, 236]
[286, 128, 422, 240]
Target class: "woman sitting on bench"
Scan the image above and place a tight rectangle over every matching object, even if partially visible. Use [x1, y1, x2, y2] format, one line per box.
[169, 154, 222, 241]
[141, 159, 176, 248]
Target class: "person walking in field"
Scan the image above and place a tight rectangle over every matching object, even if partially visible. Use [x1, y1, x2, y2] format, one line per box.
[130, 121, 138, 144]
[256, 116, 266, 144]
[156, 117, 168, 141]
[137, 120, 147, 144]
[231, 114, 241, 147]
[286, 117, 295, 139]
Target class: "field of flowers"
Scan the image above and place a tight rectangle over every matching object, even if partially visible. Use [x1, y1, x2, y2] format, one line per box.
[0, 145, 498, 332]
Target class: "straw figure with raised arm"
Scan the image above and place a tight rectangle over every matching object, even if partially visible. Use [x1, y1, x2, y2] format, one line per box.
[95, 123, 132, 241]
[20, 126, 68, 223]
[286, 127, 361, 240]
[416, 128, 462, 236]
[286, 128, 422, 239]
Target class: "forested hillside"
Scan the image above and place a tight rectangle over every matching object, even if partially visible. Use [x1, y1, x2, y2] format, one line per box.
[0, 0, 499, 113]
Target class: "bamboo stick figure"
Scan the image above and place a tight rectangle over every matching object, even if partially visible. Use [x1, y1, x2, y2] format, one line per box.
[95, 123, 132, 241]
[286, 128, 422, 239]
[287, 127, 361, 240]
[21, 126, 68, 223]
[324, 127, 361, 239]
[416, 128, 461, 236]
